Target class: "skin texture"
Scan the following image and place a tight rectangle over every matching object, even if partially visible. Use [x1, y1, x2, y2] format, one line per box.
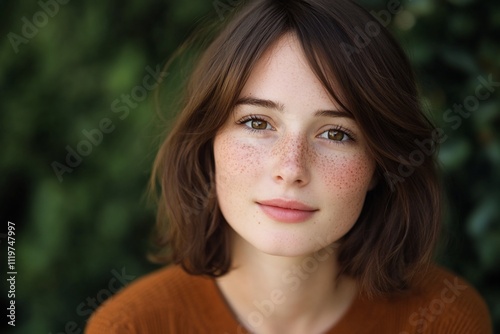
[213, 34, 377, 333]
[214, 34, 377, 258]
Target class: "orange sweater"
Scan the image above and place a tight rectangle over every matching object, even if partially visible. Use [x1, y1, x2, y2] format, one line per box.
[85, 265, 492, 333]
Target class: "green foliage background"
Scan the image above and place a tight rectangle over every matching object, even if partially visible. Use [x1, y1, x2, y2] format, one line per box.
[0, 0, 498, 332]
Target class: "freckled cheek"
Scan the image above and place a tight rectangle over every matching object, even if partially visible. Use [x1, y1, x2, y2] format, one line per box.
[214, 135, 265, 181]
[318, 153, 375, 192]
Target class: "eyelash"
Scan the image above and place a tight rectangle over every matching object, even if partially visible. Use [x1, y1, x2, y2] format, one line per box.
[320, 125, 355, 144]
[236, 114, 356, 144]
[236, 115, 274, 133]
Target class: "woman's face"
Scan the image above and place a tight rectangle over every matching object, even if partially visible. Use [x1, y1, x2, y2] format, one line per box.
[213, 34, 377, 257]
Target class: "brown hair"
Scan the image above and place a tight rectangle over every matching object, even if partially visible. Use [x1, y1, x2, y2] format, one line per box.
[150, 0, 441, 296]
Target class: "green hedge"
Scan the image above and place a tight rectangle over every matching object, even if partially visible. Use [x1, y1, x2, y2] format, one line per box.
[1, 0, 498, 332]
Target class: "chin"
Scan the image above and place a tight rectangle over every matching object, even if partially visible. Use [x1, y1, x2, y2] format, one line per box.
[247, 234, 332, 258]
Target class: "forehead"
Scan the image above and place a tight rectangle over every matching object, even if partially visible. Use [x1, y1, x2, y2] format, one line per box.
[239, 33, 338, 110]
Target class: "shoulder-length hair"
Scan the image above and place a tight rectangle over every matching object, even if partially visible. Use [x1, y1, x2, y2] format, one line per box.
[150, 0, 441, 296]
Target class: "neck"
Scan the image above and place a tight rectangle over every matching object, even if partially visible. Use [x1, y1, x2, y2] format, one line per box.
[215, 234, 358, 334]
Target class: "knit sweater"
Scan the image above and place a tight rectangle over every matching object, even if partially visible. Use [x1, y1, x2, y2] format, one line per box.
[85, 265, 492, 333]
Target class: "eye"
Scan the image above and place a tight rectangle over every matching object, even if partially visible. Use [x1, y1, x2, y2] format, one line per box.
[318, 127, 353, 143]
[246, 119, 270, 130]
[237, 115, 274, 131]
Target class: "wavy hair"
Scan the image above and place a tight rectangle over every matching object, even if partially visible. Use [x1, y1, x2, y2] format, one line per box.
[150, 0, 441, 296]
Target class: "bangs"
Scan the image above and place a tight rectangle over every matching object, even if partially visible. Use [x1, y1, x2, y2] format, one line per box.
[151, 0, 441, 296]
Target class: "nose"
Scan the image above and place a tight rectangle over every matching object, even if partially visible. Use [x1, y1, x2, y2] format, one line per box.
[272, 134, 311, 186]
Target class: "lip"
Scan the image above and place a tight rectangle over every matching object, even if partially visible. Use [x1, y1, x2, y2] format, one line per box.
[257, 199, 318, 223]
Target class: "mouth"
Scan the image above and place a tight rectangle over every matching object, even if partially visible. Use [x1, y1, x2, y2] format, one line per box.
[256, 199, 318, 223]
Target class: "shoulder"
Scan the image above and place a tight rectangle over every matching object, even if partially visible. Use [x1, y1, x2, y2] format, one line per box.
[85, 265, 214, 333]
[384, 265, 492, 334]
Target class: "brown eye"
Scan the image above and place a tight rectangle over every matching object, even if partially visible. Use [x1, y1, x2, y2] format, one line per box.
[250, 120, 269, 130]
[238, 116, 274, 132]
[328, 130, 346, 141]
[319, 127, 353, 143]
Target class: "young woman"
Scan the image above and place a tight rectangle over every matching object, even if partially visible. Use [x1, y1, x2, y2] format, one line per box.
[86, 0, 492, 333]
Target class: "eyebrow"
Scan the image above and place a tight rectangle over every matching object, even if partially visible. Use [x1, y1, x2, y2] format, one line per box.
[235, 97, 353, 119]
[236, 97, 285, 112]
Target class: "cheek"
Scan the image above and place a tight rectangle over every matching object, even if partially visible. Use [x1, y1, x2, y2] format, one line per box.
[214, 134, 263, 190]
[316, 152, 375, 241]
[317, 152, 375, 194]
[214, 133, 266, 227]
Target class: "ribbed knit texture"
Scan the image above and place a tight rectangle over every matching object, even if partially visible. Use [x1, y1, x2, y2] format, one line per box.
[85, 265, 492, 333]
